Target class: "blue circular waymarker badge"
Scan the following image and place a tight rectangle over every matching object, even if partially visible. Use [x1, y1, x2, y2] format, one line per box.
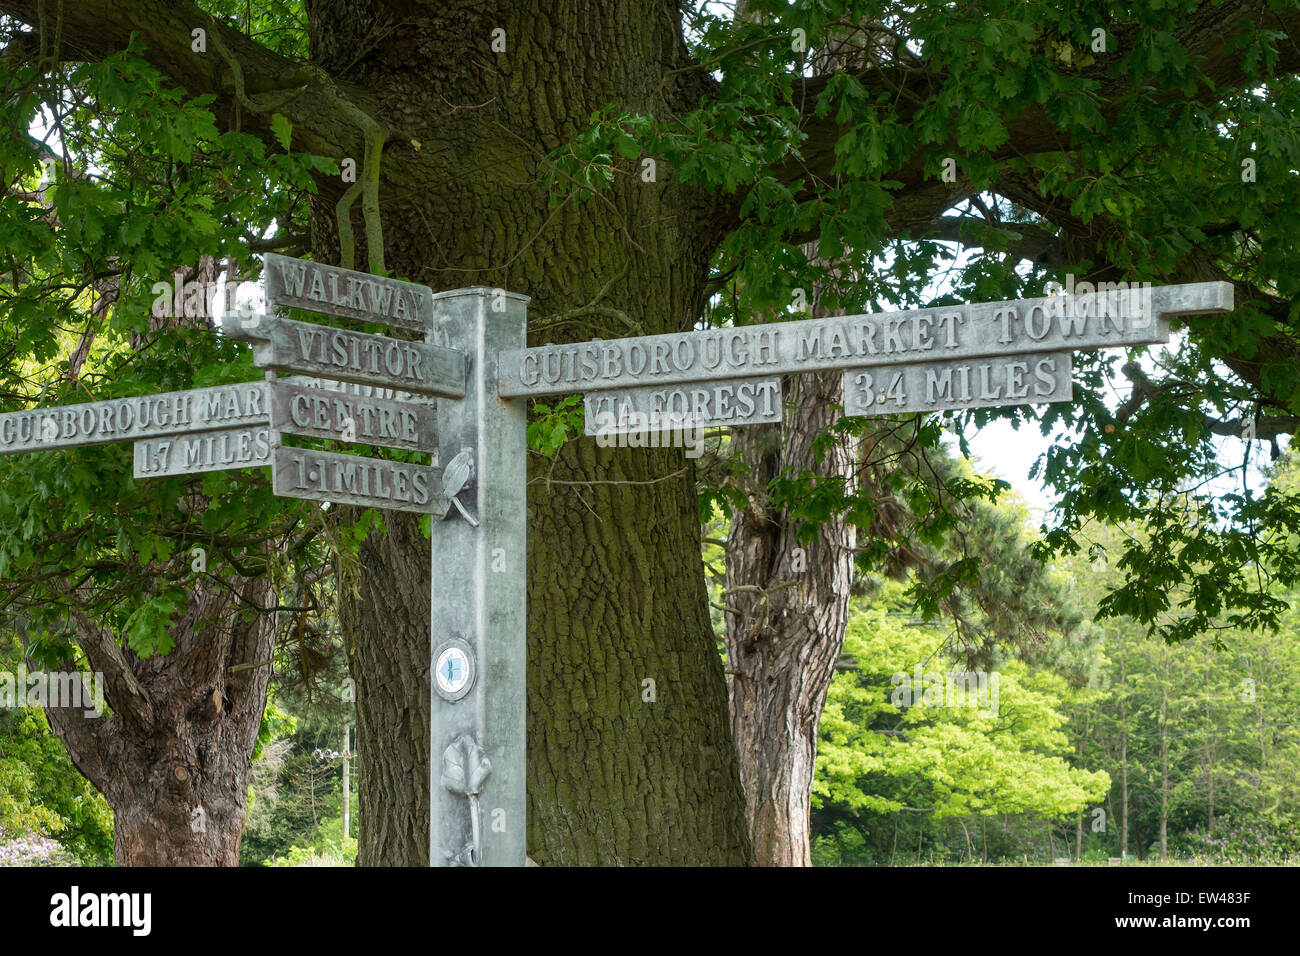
[433, 638, 475, 702]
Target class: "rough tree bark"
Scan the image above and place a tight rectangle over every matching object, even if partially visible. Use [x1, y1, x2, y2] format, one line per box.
[718, 12, 869, 866]
[723, 359, 859, 866]
[340, 509, 430, 865]
[0, 248, 282, 868]
[0, 0, 753, 866]
[38, 575, 275, 865]
[14, 255, 281, 866]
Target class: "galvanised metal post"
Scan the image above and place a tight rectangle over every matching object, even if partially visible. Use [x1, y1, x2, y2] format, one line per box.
[428, 286, 529, 867]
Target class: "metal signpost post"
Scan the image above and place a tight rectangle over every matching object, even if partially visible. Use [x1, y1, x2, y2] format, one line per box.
[0, 256, 1234, 867]
[424, 286, 528, 868]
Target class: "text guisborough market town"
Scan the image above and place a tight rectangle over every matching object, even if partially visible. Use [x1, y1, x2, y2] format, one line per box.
[503, 282, 1160, 399]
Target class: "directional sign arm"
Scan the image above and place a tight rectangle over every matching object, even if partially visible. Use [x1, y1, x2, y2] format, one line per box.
[1149, 281, 1235, 316]
[219, 310, 273, 342]
[843, 352, 1074, 417]
[263, 253, 435, 332]
[270, 381, 438, 452]
[497, 281, 1234, 399]
[134, 425, 275, 478]
[0, 382, 269, 456]
[271, 447, 448, 515]
[583, 376, 783, 434]
[222, 312, 467, 399]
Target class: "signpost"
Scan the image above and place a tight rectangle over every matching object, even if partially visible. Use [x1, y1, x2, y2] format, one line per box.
[583, 376, 783, 435]
[270, 446, 447, 513]
[134, 425, 276, 478]
[223, 312, 466, 398]
[263, 252, 435, 332]
[425, 285, 528, 868]
[0, 250, 1236, 868]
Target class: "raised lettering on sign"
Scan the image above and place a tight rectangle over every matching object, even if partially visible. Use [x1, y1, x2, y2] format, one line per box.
[264, 253, 434, 332]
[134, 425, 275, 478]
[498, 282, 1233, 397]
[271, 446, 448, 516]
[584, 376, 782, 435]
[270, 382, 437, 452]
[842, 352, 1073, 417]
[282, 375, 436, 406]
[0, 381, 267, 456]
[223, 312, 466, 398]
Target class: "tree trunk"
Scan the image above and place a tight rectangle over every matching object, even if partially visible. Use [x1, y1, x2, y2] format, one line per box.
[1255, 661, 1267, 815]
[1073, 713, 1088, 860]
[31, 256, 277, 866]
[343, 510, 432, 865]
[717, 10, 870, 861]
[1203, 698, 1215, 834]
[307, 0, 751, 865]
[342, 725, 351, 841]
[723, 366, 858, 866]
[42, 575, 275, 865]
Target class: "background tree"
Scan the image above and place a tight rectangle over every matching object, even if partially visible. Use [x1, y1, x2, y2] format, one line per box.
[0, 634, 113, 863]
[810, 580, 1109, 865]
[0, 34, 341, 862]
[1059, 511, 1300, 862]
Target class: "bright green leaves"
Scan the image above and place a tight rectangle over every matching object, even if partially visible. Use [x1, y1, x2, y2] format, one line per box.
[816, 72, 869, 124]
[526, 0, 1300, 663]
[814, 590, 1109, 824]
[122, 591, 184, 658]
[540, 111, 623, 207]
[610, 129, 640, 162]
[271, 113, 293, 151]
[73, 52, 220, 165]
[833, 107, 911, 178]
[1079, 490, 1300, 645]
[541, 98, 802, 208]
[0, 38, 340, 665]
[0, 632, 114, 861]
[93, 57, 135, 110]
[769, 471, 858, 545]
[251, 699, 297, 763]
[527, 395, 583, 456]
[1238, 26, 1289, 77]
[1033, 336, 1300, 644]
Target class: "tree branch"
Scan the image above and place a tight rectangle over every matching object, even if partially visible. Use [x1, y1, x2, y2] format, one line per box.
[0, 0, 380, 169]
[1118, 360, 1300, 439]
[60, 593, 157, 731]
[904, 215, 1070, 270]
[754, 2, 1300, 229]
[995, 164, 1299, 411]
